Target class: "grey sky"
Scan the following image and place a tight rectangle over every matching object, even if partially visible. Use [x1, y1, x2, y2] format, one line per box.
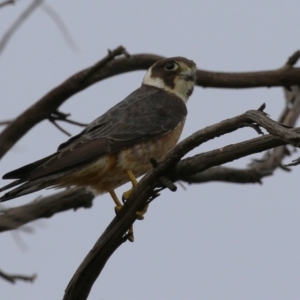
[0, 1, 300, 299]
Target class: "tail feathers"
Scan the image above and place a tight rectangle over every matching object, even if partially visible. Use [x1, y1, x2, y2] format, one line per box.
[0, 172, 63, 202]
[0, 179, 26, 193]
[1, 154, 58, 201]
[2, 154, 56, 180]
[0, 181, 47, 202]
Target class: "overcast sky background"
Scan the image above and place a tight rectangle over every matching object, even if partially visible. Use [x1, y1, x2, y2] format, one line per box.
[1, 1, 300, 300]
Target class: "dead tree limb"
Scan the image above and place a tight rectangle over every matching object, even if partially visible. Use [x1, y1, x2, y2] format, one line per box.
[63, 106, 300, 300]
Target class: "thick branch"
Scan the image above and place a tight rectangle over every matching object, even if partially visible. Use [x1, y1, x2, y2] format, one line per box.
[63, 107, 300, 300]
[196, 66, 300, 88]
[197, 50, 300, 89]
[0, 188, 94, 232]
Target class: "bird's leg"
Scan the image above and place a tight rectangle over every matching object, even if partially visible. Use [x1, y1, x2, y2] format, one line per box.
[109, 190, 123, 215]
[109, 190, 134, 242]
[122, 169, 138, 200]
[122, 170, 148, 220]
[109, 170, 148, 243]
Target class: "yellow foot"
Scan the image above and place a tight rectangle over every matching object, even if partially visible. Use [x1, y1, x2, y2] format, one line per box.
[126, 169, 138, 186]
[136, 204, 149, 220]
[110, 190, 123, 217]
[122, 188, 148, 220]
[122, 188, 133, 202]
[110, 190, 135, 242]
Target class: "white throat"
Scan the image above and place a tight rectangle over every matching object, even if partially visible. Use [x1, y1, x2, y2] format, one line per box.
[143, 67, 193, 103]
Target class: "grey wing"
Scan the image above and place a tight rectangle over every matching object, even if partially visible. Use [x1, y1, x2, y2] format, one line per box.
[4, 85, 187, 181]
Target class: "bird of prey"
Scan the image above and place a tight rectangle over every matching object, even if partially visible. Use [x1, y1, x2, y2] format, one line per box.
[0, 56, 196, 238]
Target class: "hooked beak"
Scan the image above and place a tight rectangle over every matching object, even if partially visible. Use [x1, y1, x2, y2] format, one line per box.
[179, 68, 195, 81]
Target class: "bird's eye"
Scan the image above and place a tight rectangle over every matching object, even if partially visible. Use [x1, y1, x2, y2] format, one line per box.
[164, 62, 178, 71]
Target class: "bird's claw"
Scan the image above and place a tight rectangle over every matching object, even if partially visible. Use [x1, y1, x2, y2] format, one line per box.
[122, 188, 132, 203]
[127, 226, 134, 242]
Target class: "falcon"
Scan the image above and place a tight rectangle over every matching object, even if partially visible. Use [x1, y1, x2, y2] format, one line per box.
[0, 56, 196, 239]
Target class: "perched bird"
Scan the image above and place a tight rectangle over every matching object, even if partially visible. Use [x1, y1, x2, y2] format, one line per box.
[0, 57, 196, 233]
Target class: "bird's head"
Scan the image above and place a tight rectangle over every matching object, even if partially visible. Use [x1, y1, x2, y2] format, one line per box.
[142, 57, 197, 103]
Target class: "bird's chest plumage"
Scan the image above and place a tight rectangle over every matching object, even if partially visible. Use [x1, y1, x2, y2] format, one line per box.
[80, 120, 185, 193]
[118, 120, 185, 172]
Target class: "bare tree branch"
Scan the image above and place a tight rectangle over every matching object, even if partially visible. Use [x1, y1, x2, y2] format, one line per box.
[63, 107, 300, 300]
[196, 50, 300, 89]
[0, 269, 36, 284]
[0, 0, 43, 55]
[181, 166, 266, 184]
[0, 188, 94, 232]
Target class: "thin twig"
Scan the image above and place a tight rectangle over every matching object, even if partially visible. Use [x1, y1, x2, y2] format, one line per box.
[50, 110, 88, 126]
[0, 0, 14, 9]
[49, 119, 72, 136]
[285, 50, 300, 67]
[0, 269, 36, 284]
[0, 0, 43, 55]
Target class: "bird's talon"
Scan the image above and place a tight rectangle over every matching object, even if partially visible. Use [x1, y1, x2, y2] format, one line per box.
[136, 211, 144, 220]
[122, 188, 132, 202]
[136, 204, 148, 220]
[127, 227, 134, 242]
